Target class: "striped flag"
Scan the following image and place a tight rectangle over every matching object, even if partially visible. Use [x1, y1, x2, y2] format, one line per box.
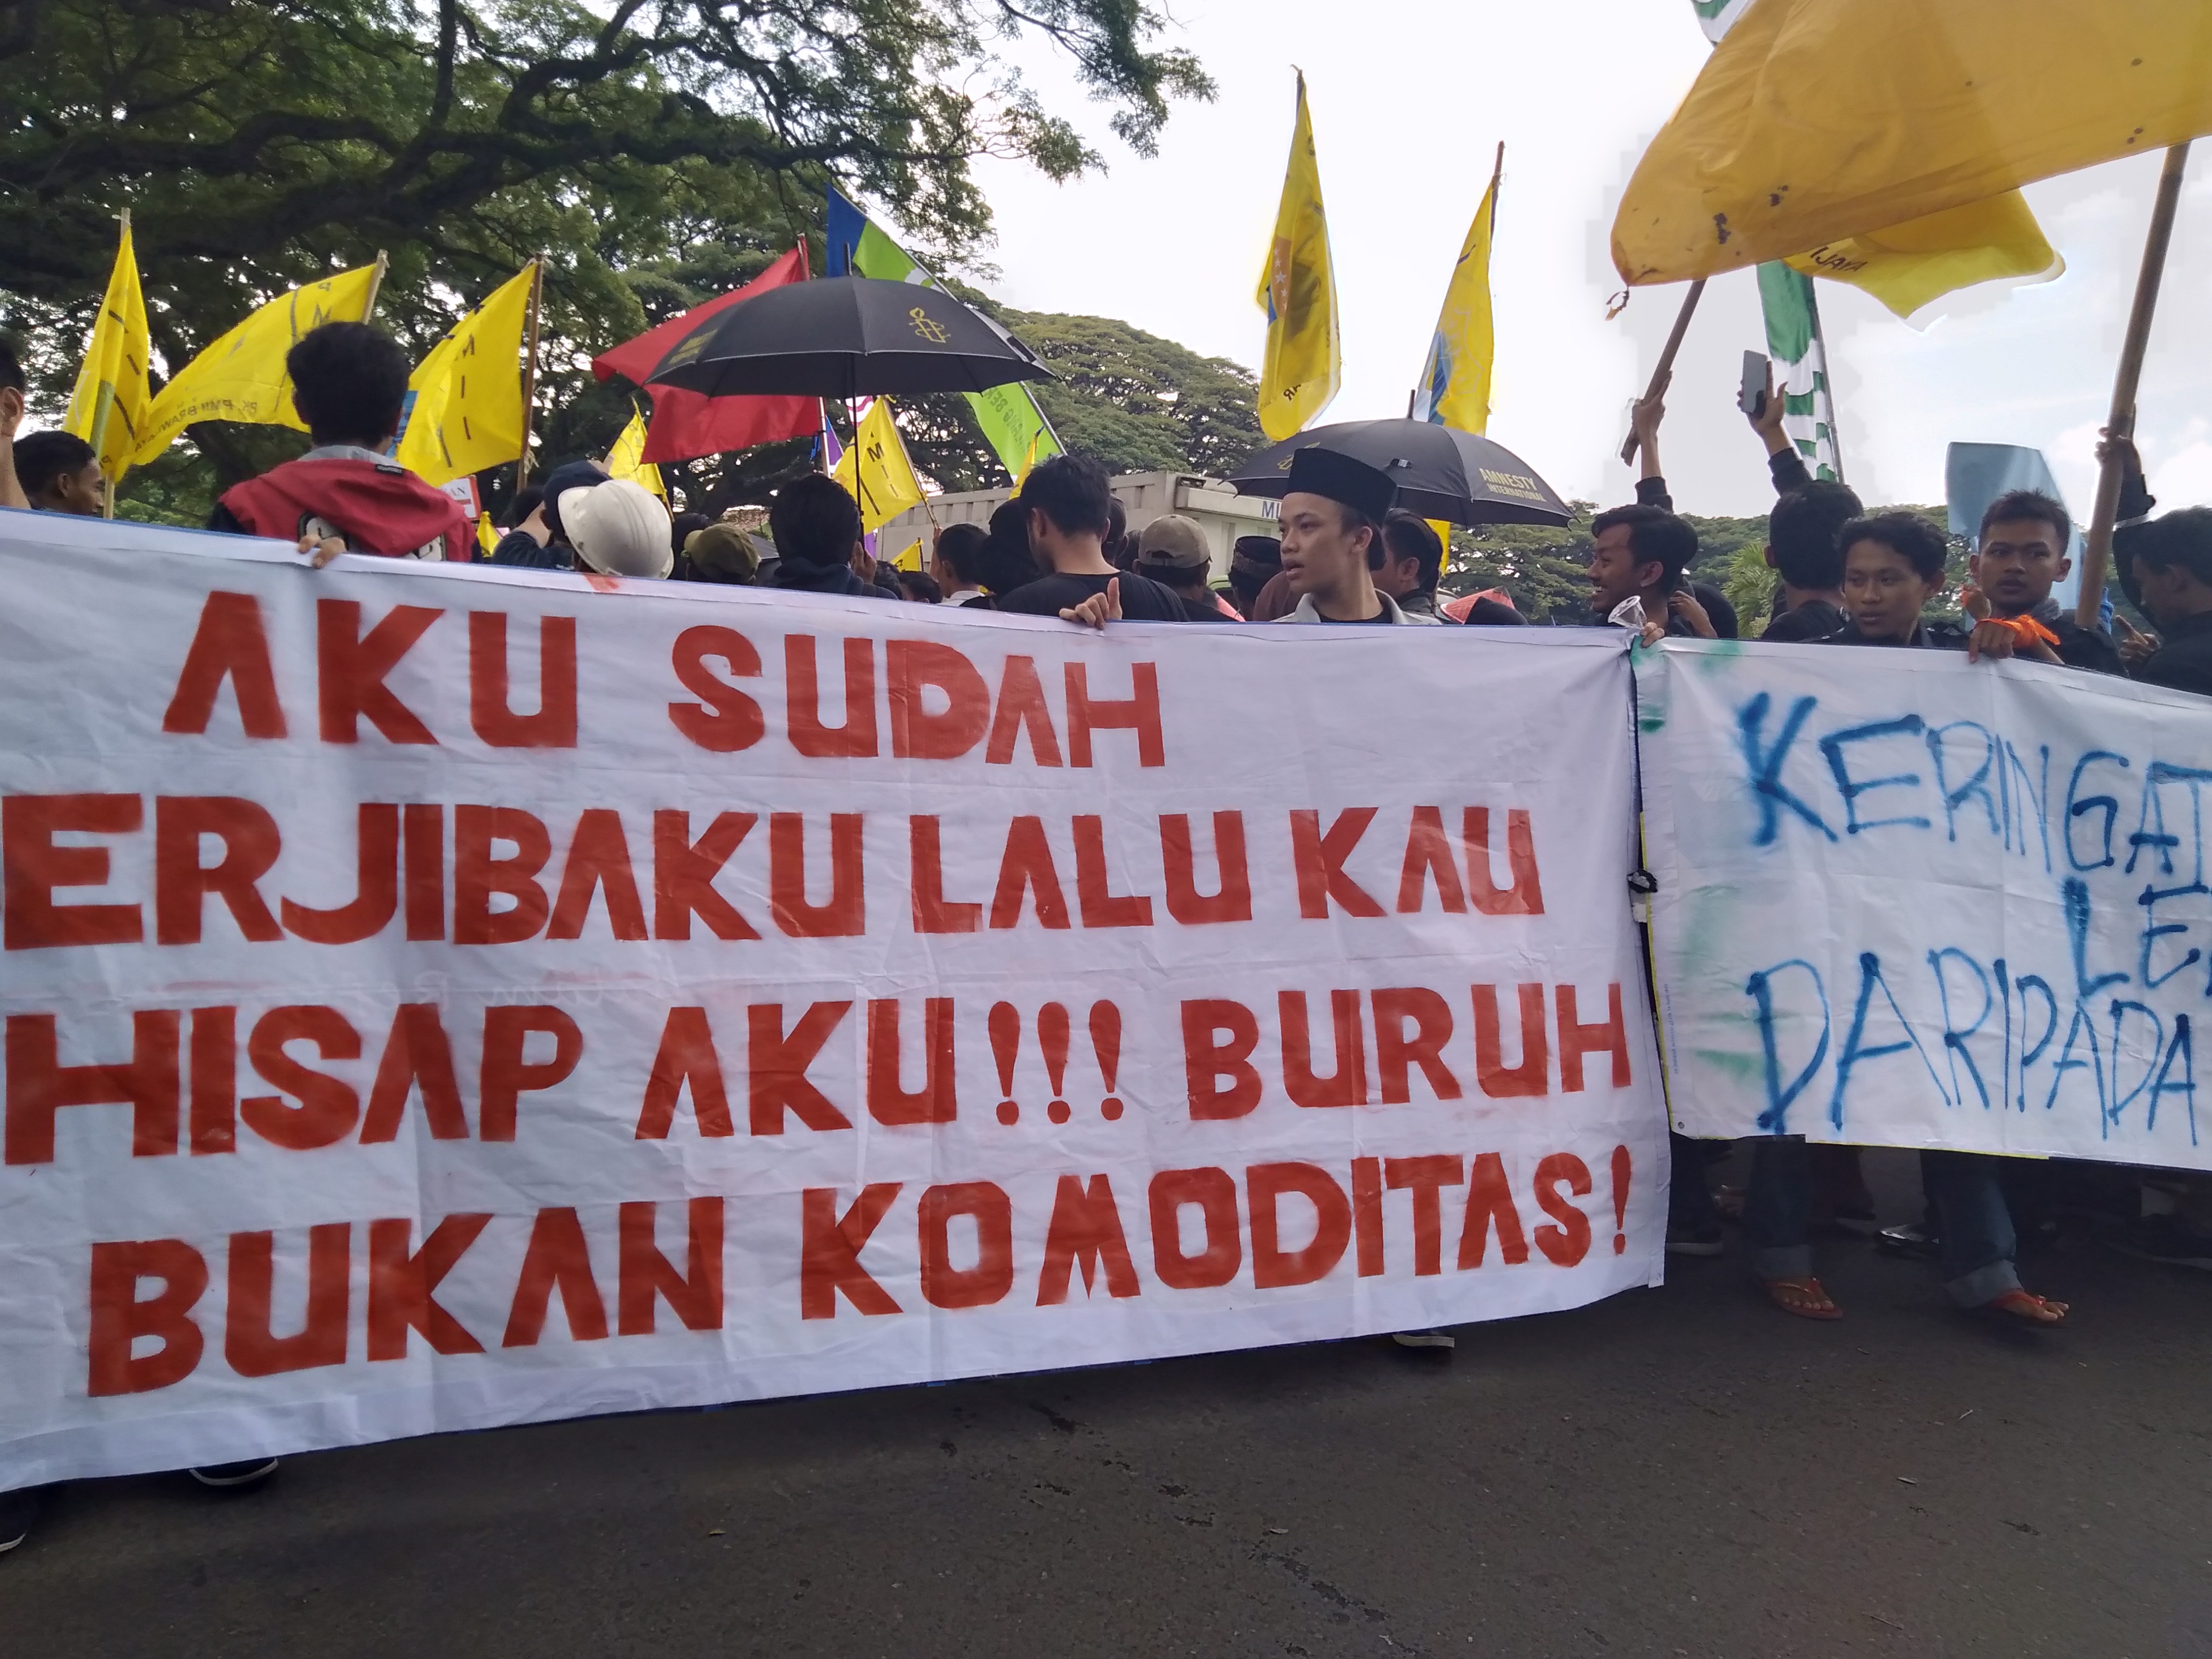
[1756, 264, 1840, 482]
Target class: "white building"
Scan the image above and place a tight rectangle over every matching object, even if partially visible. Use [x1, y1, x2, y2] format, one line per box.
[875, 471, 1280, 581]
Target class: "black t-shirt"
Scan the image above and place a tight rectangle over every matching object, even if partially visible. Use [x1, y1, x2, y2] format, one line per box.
[993, 572, 1191, 621]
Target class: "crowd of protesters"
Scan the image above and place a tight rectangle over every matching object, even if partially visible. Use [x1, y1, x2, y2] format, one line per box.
[5, 315, 2212, 1554]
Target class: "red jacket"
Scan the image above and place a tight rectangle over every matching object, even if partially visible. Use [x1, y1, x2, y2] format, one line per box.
[216, 458, 471, 560]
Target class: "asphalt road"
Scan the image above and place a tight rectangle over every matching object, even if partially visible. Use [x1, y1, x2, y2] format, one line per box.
[8, 1150, 2211, 1659]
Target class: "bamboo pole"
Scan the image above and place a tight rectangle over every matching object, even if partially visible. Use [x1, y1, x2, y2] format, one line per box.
[359, 250, 390, 321]
[1619, 279, 1705, 466]
[2079, 141, 2192, 628]
[514, 255, 547, 489]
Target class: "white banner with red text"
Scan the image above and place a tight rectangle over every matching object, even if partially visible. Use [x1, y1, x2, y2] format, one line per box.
[1643, 639, 2211, 1167]
[0, 516, 1664, 1489]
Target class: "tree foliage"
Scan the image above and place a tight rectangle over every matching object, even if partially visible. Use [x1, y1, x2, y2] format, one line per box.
[0, 0, 1212, 509]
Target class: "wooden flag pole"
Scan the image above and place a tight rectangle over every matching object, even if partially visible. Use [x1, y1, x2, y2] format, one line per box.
[2079, 141, 2192, 628]
[360, 250, 390, 321]
[1620, 278, 1705, 466]
[514, 255, 547, 489]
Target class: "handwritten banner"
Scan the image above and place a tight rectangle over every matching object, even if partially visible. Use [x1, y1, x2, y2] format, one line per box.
[1643, 640, 2209, 1166]
[0, 517, 1663, 1488]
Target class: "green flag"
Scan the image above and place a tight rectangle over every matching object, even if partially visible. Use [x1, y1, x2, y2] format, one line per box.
[827, 187, 1061, 483]
[1755, 263, 1841, 482]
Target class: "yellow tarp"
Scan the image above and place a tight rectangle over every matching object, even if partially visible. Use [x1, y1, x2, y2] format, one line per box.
[1614, 0, 2212, 285]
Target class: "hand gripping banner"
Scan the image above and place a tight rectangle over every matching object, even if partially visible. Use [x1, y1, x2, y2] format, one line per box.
[1642, 639, 2209, 1168]
[0, 518, 1664, 1487]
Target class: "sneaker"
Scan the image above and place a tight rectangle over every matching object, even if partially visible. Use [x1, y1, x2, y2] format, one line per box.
[1389, 1329, 1456, 1351]
[1666, 1223, 1725, 1258]
[0, 1488, 40, 1554]
[1875, 1220, 1940, 1260]
[189, 1458, 279, 1489]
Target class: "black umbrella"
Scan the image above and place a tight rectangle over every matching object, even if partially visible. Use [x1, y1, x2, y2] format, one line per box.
[645, 275, 1054, 400]
[1227, 421, 1572, 527]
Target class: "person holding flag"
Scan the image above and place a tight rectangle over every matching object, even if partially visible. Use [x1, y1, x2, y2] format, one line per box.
[208, 323, 472, 560]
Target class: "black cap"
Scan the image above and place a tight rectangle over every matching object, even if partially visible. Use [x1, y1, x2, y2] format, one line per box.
[1284, 446, 1396, 522]
[1233, 534, 1283, 568]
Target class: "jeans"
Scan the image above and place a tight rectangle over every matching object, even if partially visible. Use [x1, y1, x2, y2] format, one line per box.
[1668, 1132, 1719, 1233]
[1921, 1151, 2022, 1306]
[1744, 1135, 1812, 1280]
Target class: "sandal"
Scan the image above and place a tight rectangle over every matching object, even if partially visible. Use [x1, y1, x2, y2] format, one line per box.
[1762, 1276, 1842, 1321]
[1982, 1289, 2067, 1327]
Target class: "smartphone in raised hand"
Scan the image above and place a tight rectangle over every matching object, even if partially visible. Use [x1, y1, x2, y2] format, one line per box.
[1738, 350, 1770, 417]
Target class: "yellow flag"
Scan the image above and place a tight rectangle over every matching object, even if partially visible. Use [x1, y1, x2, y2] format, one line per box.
[1412, 152, 1499, 433]
[476, 512, 499, 558]
[134, 262, 382, 465]
[892, 539, 925, 573]
[605, 404, 664, 499]
[394, 263, 537, 487]
[65, 216, 153, 492]
[1616, 0, 2212, 285]
[831, 398, 928, 533]
[1254, 72, 1340, 442]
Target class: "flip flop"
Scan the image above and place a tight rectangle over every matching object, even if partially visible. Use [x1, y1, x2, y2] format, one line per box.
[1981, 1289, 2068, 1327]
[1762, 1276, 1842, 1321]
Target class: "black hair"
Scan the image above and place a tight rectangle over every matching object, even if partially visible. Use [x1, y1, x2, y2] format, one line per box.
[287, 322, 410, 447]
[505, 485, 544, 529]
[898, 569, 944, 604]
[768, 472, 862, 568]
[15, 430, 97, 499]
[1382, 509, 1445, 592]
[935, 521, 990, 586]
[671, 510, 711, 557]
[1840, 511, 1948, 584]
[1104, 496, 1128, 554]
[0, 335, 23, 396]
[1591, 502, 1698, 588]
[2131, 508, 2212, 589]
[1767, 479, 1861, 590]
[982, 499, 1042, 591]
[1979, 489, 2072, 549]
[1018, 453, 1113, 538]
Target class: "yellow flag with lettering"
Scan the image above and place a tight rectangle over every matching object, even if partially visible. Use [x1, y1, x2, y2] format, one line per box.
[1254, 73, 1340, 442]
[394, 263, 537, 487]
[64, 217, 152, 491]
[134, 263, 382, 465]
[831, 398, 928, 533]
[605, 404, 664, 499]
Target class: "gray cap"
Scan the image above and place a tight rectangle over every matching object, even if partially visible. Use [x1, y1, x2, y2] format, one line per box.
[1135, 513, 1209, 572]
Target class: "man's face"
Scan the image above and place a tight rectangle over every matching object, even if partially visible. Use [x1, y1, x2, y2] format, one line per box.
[49, 460, 105, 517]
[2132, 554, 2197, 628]
[1972, 517, 2068, 615]
[1279, 492, 1365, 597]
[1587, 524, 1657, 616]
[1842, 538, 1936, 642]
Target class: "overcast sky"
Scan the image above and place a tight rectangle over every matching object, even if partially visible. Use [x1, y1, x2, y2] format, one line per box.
[952, 0, 2212, 518]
